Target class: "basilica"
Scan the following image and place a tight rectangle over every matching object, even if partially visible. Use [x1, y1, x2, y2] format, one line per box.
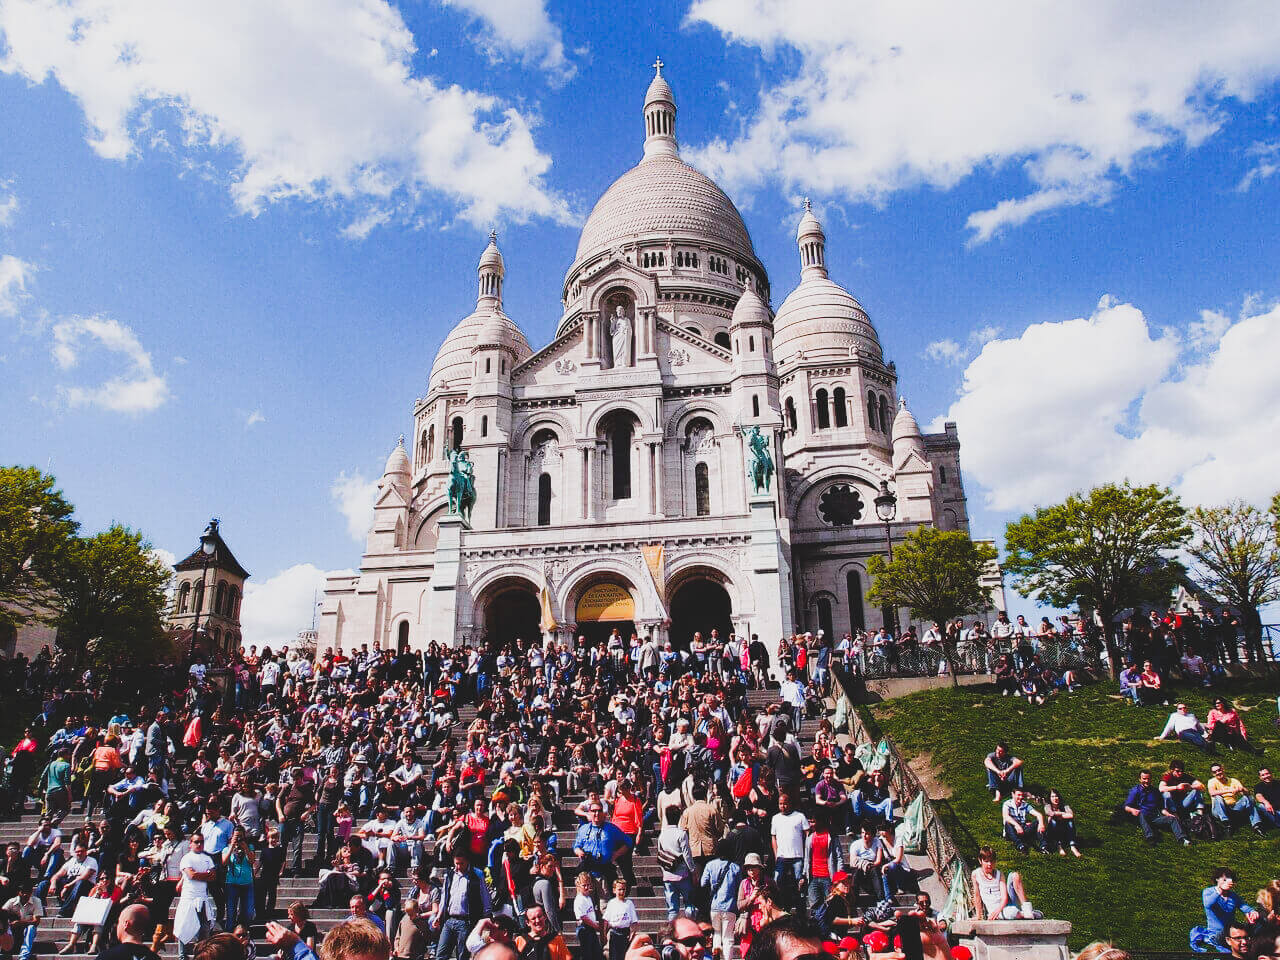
[316, 64, 970, 665]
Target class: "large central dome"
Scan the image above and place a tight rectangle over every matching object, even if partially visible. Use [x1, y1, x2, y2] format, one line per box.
[573, 155, 757, 268]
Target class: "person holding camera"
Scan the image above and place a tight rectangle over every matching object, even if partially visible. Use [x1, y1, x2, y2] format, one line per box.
[222, 828, 256, 931]
[621, 915, 709, 960]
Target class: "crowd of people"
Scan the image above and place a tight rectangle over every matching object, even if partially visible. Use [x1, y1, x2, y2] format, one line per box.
[0, 629, 964, 960]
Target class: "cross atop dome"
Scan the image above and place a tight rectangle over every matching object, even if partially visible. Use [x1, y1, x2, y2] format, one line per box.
[803, 197, 812, 211]
[653, 57, 664, 75]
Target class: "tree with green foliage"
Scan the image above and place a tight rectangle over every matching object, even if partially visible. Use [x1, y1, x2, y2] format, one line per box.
[1189, 499, 1280, 661]
[1004, 482, 1190, 678]
[54, 525, 172, 667]
[866, 526, 999, 685]
[0, 466, 79, 630]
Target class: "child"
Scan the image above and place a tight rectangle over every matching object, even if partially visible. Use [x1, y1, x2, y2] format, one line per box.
[602, 878, 638, 960]
[334, 802, 355, 845]
[574, 871, 604, 960]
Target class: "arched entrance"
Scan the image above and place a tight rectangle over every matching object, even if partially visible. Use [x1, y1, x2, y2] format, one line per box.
[574, 580, 636, 647]
[668, 573, 733, 651]
[481, 579, 542, 649]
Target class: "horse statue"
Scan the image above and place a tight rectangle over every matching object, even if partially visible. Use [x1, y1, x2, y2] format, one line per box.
[744, 425, 775, 495]
[447, 447, 477, 523]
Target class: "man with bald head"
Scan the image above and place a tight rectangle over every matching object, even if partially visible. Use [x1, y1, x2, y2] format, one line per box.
[99, 903, 162, 960]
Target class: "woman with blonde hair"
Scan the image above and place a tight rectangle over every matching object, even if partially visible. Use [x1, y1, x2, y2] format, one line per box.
[1074, 944, 1130, 960]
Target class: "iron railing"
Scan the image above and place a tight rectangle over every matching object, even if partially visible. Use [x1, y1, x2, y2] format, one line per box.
[833, 666, 975, 920]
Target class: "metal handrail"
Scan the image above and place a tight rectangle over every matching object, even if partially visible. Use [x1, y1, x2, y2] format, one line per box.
[834, 666, 974, 919]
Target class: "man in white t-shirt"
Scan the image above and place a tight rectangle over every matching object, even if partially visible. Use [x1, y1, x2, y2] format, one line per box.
[174, 833, 216, 960]
[770, 791, 809, 908]
[259, 657, 281, 693]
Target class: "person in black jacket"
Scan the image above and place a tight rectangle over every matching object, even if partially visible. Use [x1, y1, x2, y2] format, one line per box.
[433, 850, 492, 960]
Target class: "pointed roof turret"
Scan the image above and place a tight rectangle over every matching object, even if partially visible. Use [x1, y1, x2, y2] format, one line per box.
[796, 198, 827, 280]
[476, 230, 505, 310]
[383, 434, 411, 480]
[892, 397, 928, 466]
[642, 57, 679, 161]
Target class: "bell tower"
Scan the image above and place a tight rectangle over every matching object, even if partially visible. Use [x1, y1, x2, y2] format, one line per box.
[168, 518, 250, 659]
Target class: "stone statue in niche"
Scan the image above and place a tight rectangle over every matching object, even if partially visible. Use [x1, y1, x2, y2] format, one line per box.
[608, 304, 633, 368]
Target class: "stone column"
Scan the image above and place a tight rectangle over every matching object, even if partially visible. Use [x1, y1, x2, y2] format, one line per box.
[747, 493, 794, 680]
[431, 514, 468, 649]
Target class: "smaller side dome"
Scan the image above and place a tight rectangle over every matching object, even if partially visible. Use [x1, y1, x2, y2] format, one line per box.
[383, 435, 411, 479]
[731, 285, 770, 327]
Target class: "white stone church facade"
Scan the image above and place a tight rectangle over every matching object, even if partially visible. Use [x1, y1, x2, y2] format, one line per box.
[317, 66, 970, 662]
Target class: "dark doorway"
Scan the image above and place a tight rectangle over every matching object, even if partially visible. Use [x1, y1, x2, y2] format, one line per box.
[397, 621, 410, 652]
[576, 620, 637, 648]
[668, 578, 732, 651]
[487, 588, 541, 648]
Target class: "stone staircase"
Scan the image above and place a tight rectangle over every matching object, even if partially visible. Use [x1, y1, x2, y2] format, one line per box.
[1, 689, 833, 957]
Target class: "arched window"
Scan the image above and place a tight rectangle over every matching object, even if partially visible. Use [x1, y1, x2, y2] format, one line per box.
[484, 357, 491, 374]
[714, 331, 731, 349]
[229, 586, 240, 619]
[481, 415, 488, 438]
[879, 395, 890, 434]
[537, 473, 552, 526]
[397, 621, 410, 652]
[193, 580, 205, 614]
[177, 581, 190, 614]
[815, 389, 831, 429]
[785, 397, 797, 432]
[752, 395, 760, 418]
[610, 417, 633, 500]
[695, 462, 710, 516]
[419, 429, 429, 467]
[939, 466, 948, 484]
[211, 627, 221, 648]
[867, 391, 878, 431]
[833, 387, 848, 427]
[685, 325, 702, 337]
[748, 335, 755, 352]
[847, 570, 865, 632]
[451, 417, 463, 451]
[215, 581, 227, 616]
[816, 597, 834, 641]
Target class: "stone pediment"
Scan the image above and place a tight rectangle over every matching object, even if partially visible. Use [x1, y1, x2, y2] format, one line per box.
[512, 317, 585, 388]
[656, 319, 732, 375]
[894, 448, 933, 474]
[374, 482, 408, 509]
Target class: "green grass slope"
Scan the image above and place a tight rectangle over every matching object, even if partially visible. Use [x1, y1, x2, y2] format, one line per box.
[870, 681, 1280, 951]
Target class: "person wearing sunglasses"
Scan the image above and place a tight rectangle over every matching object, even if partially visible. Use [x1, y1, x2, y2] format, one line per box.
[621, 915, 710, 960]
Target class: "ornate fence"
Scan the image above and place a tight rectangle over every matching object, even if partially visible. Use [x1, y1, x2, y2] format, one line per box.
[840, 637, 1095, 680]
[833, 666, 975, 919]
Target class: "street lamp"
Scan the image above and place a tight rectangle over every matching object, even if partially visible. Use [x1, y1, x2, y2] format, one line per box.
[873, 481, 899, 634]
[188, 519, 218, 664]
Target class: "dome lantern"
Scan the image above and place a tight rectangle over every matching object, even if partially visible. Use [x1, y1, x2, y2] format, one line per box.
[643, 58, 678, 161]
[796, 198, 827, 280]
[477, 230, 504, 310]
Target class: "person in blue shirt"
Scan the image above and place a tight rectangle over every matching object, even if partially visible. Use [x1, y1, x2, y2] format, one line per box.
[1123, 770, 1189, 845]
[700, 851, 741, 958]
[1191, 868, 1258, 953]
[573, 802, 628, 887]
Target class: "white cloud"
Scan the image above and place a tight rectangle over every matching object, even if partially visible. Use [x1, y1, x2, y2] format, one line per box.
[0, 186, 17, 226]
[341, 208, 393, 240]
[50, 314, 170, 413]
[241, 562, 353, 652]
[441, 0, 574, 82]
[1238, 140, 1280, 191]
[245, 409, 266, 428]
[331, 470, 378, 541]
[0, 254, 35, 315]
[923, 338, 962, 365]
[0, 0, 573, 229]
[685, 1, 1280, 242]
[935, 295, 1280, 511]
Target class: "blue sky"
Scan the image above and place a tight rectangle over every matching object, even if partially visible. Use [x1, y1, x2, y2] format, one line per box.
[1, 1, 1278, 645]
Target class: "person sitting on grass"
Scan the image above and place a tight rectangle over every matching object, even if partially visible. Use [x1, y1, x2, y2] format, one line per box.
[1000, 789, 1045, 853]
[1159, 759, 1207, 820]
[1136, 661, 1167, 707]
[1042, 789, 1081, 858]
[1121, 771, 1189, 846]
[1207, 762, 1263, 837]
[1207, 699, 1262, 755]
[984, 744, 1024, 804]
[1119, 662, 1142, 705]
[1253, 768, 1280, 832]
[1191, 868, 1258, 954]
[1158, 704, 1215, 754]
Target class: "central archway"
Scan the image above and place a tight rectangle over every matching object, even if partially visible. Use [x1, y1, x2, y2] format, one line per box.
[574, 579, 637, 647]
[668, 574, 733, 651]
[480, 578, 542, 649]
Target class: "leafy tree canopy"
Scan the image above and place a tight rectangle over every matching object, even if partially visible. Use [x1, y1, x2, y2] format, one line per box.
[1189, 499, 1280, 630]
[0, 466, 79, 629]
[1004, 481, 1189, 675]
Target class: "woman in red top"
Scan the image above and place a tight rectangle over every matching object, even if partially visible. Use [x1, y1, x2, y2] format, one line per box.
[1207, 697, 1260, 754]
[804, 809, 844, 913]
[463, 796, 491, 868]
[610, 775, 645, 887]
